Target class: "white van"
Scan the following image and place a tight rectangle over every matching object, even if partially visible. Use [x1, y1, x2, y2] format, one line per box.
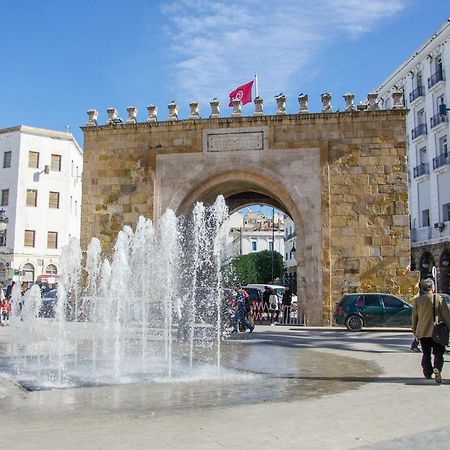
[245, 284, 297, 305]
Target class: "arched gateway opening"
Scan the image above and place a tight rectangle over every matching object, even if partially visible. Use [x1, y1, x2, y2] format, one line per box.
[81, 108, 418, 326]
[175, 170, 309, 320]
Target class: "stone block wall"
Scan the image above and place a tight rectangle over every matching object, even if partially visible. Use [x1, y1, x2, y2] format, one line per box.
[81, 110, 419, 324]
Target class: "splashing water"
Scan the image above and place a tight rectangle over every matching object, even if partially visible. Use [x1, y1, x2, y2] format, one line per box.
[4, 197, 236, 389]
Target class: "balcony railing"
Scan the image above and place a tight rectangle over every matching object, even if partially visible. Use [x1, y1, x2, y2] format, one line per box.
[433, 152, 450, 169]
[411, 123, 427, 140]
[412, 226, 431, 243]
[430, 113, 447, 129]
[413, 162, 429, 178]
[409, 85, 424, 103]
[428, 68, 444, 88]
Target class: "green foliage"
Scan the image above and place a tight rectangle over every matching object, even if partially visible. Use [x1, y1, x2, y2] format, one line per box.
[222, 250, 284, 286]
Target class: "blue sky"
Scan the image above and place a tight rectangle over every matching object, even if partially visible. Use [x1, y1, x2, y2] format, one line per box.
[0, 0, 448, 148]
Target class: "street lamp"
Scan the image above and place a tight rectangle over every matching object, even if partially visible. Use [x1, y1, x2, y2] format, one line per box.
[0, 209, 8, 235]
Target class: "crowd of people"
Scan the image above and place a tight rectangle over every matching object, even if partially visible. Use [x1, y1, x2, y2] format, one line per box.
[228, 284, 294, 333]
[0, 280, 56, 326]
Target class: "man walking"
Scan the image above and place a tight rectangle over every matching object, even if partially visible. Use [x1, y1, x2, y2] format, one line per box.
[281, 285, 292, 325]
[412, 278, 450, 384]
[232, 285, 254, 333]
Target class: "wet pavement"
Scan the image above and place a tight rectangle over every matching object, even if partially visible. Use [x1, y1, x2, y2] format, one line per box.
[0, 325, 450, 449]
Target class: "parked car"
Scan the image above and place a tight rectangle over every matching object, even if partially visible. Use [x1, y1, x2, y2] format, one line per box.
[335, 293, 413, 331]
[439, 293, 450, 311]
[40, 289, 58, 318]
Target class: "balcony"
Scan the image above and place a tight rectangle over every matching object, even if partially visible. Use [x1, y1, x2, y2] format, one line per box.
[428, 68, 444, 89]
[409, 85, 424, 103]
[413, 162, 429, 178]
[411, 123, 427, 140]
[433, 152, 450, 169]
[430, 113, 447, 129]
[412, 226, 431, 243]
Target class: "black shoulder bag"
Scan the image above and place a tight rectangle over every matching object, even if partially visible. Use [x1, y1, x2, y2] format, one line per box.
[432, 294, 449, 346]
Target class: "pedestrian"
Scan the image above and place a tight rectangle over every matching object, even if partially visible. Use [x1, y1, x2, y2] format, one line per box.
[262, 286, 272, 321]
[412, 278, 450, 384]
[232, 285, 254, 333]
[0, 283, 5, 325]
[1, 299, 9, 325]
[5, 281, 15, 300]
[269, 290, 279, 324]
[281, 284, 292, 325]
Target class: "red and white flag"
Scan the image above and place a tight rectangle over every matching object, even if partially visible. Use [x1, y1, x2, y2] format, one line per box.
[228, 80, 254, 107]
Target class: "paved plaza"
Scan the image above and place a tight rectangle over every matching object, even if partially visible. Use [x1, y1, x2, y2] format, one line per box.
[0, 325, 450, 449]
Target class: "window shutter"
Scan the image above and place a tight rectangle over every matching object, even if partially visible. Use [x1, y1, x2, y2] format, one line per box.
[29, 151, 39, 168]
[24, 230, 35, 247]
[49, 191, 60, 208]
[26, 189, 37, 207]
[47, 231, 58, 249]
[1, 189, 8, 206]
[51, 154, 61, 171]
[3, 151, 11, 168]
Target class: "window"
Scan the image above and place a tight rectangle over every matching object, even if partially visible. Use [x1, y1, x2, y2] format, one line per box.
[23, 263, 35, 282]
[24, 230, 36, 247]
[0, 263, 5, 279]
[269, 240, 274, 251]
[49, 191, 60, 209]
[443, 203, 450, 222]
[417, 108, 425, 125]
[0, 230, 6, 246]
[71, 160, 74, 176]
[419, 146, 427, 164]
[382, 295, 404, 308]
[26, 189, 37, 207]
[70, 196, 73, 213]
[416, 71, 423, 88]
[75, 200, 78, 216]
[422, 209, 430, 227]
[251, 241, 257, 251]
[436, 55, 443, 73]
[436, 94, 445, 113]
[45, 264, 58, 275]
[51, 154, 61, 171]
[3, 151, 11, 168]
[364, 294, 381, 307]
[439, 135, 447, 155]
[47, 231, 58, 249]
[28, 151, 39, 168]
[1, 189, 9, 206]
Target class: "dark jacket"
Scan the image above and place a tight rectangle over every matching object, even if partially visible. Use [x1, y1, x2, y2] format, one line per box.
[282, 289, 292, 306]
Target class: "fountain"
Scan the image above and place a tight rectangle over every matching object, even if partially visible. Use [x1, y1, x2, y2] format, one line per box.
[2, 196, 239, 390]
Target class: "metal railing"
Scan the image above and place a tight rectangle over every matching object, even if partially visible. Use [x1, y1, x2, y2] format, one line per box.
[409, 85, 424, 103]
[411, 123, 427, 140]
[430, 113, 447, 129]
[428, 68, 444, 89]
[413, 162, 429, 178]
[433, 152, 450, 169]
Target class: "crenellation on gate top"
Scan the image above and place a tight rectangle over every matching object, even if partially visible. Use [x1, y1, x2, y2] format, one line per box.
[84, 90, 405, 128]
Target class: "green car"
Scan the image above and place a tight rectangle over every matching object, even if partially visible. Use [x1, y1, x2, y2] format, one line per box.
[335, 293, 413, 331]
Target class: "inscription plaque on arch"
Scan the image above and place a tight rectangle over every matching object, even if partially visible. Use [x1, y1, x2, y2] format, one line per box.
[205, 129, 265, 153]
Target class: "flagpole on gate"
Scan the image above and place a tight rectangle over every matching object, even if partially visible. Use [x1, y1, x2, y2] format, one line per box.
[254, 73, 259, 98]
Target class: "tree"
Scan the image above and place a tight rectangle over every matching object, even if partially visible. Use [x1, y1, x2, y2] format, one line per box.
[223, 250, 284, 286]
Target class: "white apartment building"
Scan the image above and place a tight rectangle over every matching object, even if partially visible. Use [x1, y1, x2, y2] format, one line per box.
[224, 209, 285, 261]
[284, 214, 297, 292]
[377, 19, 450, 293]
[0, 126, 83, 286]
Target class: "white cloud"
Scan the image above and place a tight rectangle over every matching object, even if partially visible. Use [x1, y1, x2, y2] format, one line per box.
[158, 0, 406, 108]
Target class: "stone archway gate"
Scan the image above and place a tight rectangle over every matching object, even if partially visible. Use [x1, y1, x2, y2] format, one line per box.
[81, 108, 418, 325]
